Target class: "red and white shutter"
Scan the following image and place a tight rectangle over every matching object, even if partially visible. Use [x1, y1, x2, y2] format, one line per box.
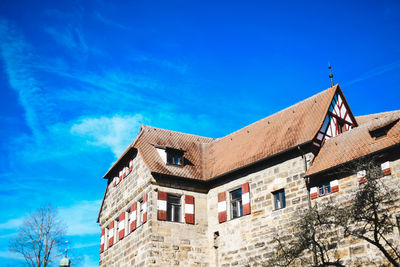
[125, 166, 129, 177]
[218, 192, 227, 223]
[241, 182, 251, 215]
[129, 160, 133, 172]
[381, 161, 391, 176]
[310, 186, 318, 199]
[157, 191, 167, 221]
[113, 177, 118, 187]
[142, 193, 147, 223]
[100, 228, 105, 253]
[330, 179, 339, 193]
[119, 170, 123, 182]
[185, 195, 195, 224]
[118, 212, 125, 240]
[130, 202, 137, 232]
[108, 221, 114, 247]
[358, 170, 367, 183]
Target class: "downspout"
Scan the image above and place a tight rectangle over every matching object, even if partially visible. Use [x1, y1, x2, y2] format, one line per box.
[297, 146, 318, 266]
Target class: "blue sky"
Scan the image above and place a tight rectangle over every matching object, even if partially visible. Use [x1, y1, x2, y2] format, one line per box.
[0, 0, 399, 266]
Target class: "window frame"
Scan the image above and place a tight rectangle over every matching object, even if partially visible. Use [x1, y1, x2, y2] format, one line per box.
[273, 189, 286, 210]
[166, 148, 184, 166]
[318, 181, 331, 197]
[229, 187, 243, 219]
[166, 194, 182, 223]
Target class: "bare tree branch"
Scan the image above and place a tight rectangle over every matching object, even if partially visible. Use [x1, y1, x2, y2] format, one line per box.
[9, 205, 67, 267]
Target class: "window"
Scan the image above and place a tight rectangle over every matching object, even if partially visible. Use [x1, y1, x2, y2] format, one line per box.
[318, 181, 331, 197]
[273, 189, 286, 210]
[310, 179, 339, 199]
[166, 148, 184, 166]
[167, 194, 181, 222]
[230, 188, 243, 219]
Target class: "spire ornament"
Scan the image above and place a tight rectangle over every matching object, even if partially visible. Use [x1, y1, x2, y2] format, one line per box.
[328, 63, 334, 87]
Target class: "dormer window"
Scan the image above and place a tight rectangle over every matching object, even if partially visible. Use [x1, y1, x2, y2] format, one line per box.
[369, 120, 398, 140]
[166, 148, 184, 166]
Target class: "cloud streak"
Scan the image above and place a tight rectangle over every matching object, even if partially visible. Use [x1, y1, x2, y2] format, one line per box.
[71, 114, 143, 157]
[344, 60, 400, 86]
[0, 20, 53, 141]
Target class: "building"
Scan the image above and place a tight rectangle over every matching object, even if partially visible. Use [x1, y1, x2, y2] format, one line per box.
[97, 85, 400, 266]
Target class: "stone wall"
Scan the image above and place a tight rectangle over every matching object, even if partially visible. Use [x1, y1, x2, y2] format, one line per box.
[146, 185, 210, 266]
[99, 153, 154, 267]
[99, 151, 400, 267]
[207, 153, 312, 267]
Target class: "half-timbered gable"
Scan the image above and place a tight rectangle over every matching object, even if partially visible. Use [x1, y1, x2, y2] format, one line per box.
[313, 89, 357, 148]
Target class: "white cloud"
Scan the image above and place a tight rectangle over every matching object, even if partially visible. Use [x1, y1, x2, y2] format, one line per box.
[70, 114, 143, 157]
[0, 20, 52, 141]
[0, 250, 23, 260]
[0, 200, 101, 238]
[344, 60, 400, 86]
[58, 200, 102, 236]
[0, 218, 24, 230]
[83, 254, 99, 267]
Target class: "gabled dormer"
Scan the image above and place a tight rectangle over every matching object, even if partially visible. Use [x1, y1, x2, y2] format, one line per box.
[156, 146, 185, 167]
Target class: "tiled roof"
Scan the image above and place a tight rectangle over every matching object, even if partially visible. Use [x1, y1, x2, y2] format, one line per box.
[356, 111, 396, 125]
[134, 126, 214, 180]
[203, 85, 338, 178]
[104, 85, 340, 180]
[306, 110, 400, 176]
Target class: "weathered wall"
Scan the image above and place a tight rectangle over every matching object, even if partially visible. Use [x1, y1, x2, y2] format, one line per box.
[146, 185, 210, 266]
[207, 153, 312, 267]
[99, 153, 154, 267]
[306, 156, 400, 266]
[99, 151, 400, 267]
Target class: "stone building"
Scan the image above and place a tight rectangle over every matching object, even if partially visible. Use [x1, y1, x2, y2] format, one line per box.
[97, 84, 400, 266]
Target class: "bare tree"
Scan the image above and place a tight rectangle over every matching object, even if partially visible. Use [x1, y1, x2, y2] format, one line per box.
[266, 206, 345, 267]
[9, 205, 67, 267]
[268, 156, 400, 266]
[334, 158, 400, 266]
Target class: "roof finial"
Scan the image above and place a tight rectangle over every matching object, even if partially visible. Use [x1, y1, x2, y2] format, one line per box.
[328, 62, 334, 87]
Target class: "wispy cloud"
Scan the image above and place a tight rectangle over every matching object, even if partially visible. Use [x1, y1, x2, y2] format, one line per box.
[0, 250, 23, 260]
[59, 200, 102, 236]
[83, 254, 99, 267]
[344, 60, 400, 86]
[45, 26, 88, 54]
[0, 20, 53, 141]
[132, 54, 188, 74]
[95, 12, 128, 30]
[0, 218, 24, 230]
[0, 200, 101, 237]
[71, 114, 143, 157]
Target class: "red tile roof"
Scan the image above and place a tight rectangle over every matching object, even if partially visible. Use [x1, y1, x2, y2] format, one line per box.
[203, 85, 338, 178]
[356, 111, 397, 125]
[105, 85, 343, 180]
[306, 110, 400, 176]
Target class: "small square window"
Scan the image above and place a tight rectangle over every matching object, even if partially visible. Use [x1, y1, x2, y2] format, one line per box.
[273, 189, 286, 210]
[230, 188, 243, 219]
[166, 148, 184, 166]
[167, 194, 182, 222]
[318, 181, 331, 197]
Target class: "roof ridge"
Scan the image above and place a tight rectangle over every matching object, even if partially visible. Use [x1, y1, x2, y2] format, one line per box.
[211, 85, 337, 142]
[141, 124, 214, 141]
[356, 110, 400, 119]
